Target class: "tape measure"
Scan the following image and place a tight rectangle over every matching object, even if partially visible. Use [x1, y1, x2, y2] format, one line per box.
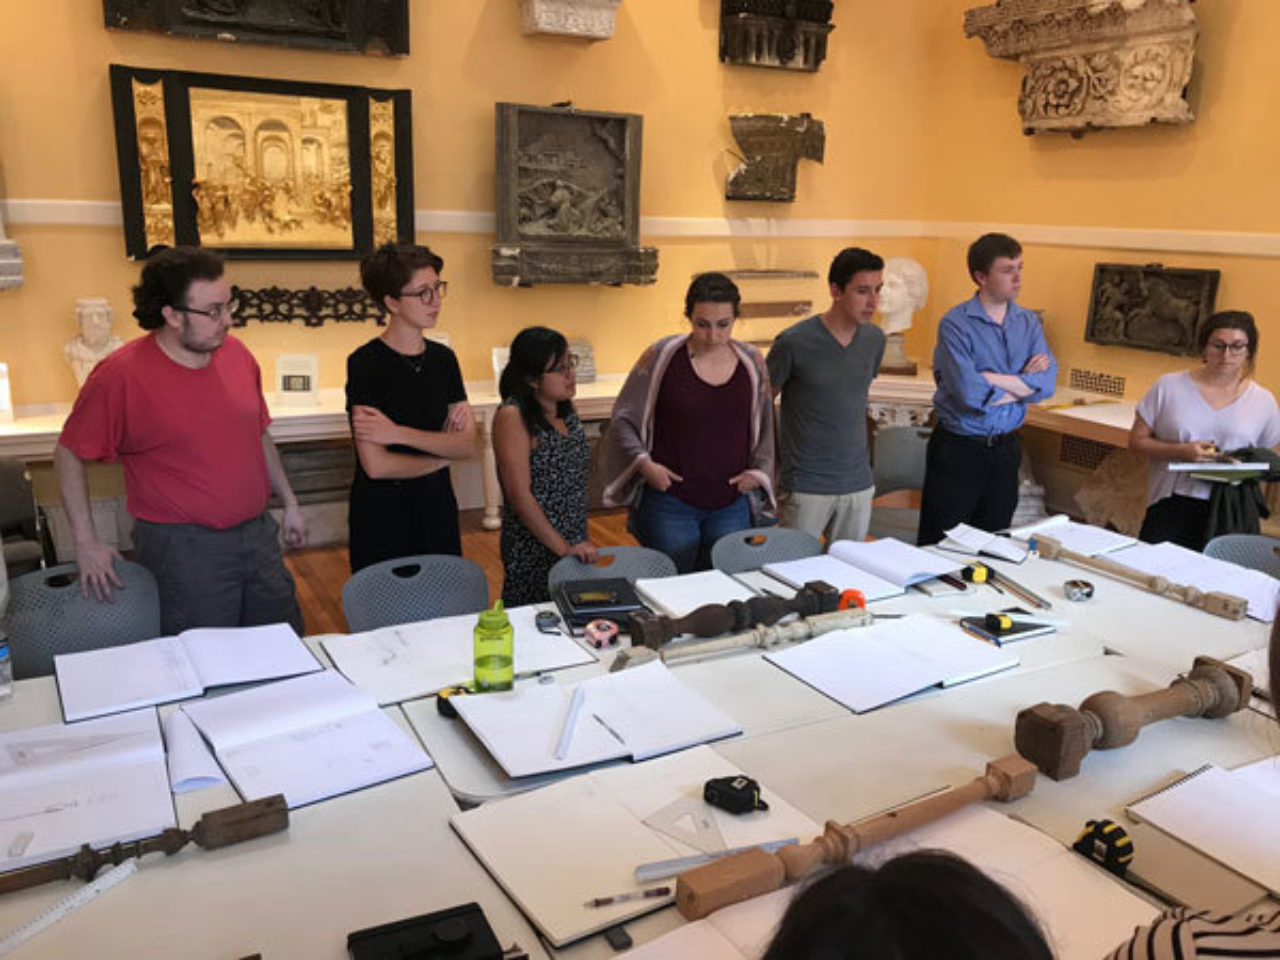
[837, 589, 866, 611]
[984, 612, 1014, 634]
[963, 563, 989, 584]
[1072, 819, 1134, 877]
[0, 860, 138, 956]
[436, 684, 473, 718]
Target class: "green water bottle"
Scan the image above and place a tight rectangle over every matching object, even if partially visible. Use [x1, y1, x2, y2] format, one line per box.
[474, 600, 514, 692]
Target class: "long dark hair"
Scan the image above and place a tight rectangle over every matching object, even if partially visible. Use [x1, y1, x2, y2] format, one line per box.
[760, 851, 1053, 960]
[499, 326, 573, 436]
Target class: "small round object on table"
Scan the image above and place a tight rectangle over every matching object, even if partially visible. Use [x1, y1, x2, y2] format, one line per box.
[1064, 579, 1095, 602]
[584, 618, 620, 649]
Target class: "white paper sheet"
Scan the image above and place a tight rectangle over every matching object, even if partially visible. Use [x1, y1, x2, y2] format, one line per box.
[828, 537, 962, 587]
[322, 604, 595, 706]
[635, 570, 757, 619]
[765, 615, 1017, 713]
[762, 554, 901, 600]
[161, 709, 225, 793]
[1109, 541, 1279, 621]
[0, 710, 176, 872]
[179, 622, 319, 688]
[181, 671, 432, 808]
[1226, 648, 1271, 697]
[1010, 515, 1136, 556]
[939, 523, 1028, 563]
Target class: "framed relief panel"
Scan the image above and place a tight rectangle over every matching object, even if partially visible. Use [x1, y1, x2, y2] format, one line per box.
[109, 64, 413, 260]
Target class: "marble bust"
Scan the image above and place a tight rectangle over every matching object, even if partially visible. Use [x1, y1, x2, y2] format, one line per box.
[877, 256, 929, 374]
[64, 298, 124, 386]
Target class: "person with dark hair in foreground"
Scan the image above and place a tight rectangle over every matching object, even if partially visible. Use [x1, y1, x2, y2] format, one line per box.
[604, 272, 775, 573]
[760, 851, 1053, 960]
[55, 245, 306, 635]
[346, 243, 476, 572]
[493, 326, 595, 605]
[918, 233, 1057, 545]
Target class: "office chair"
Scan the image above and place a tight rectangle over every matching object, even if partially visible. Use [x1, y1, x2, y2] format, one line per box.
[867, 426, 931, 544]
[710, 526, 822, 574]
[547, 545, 676, 590]
[1204, 533, 1280, 579]
[0, 459, 49, 577]
[342, 554, 490, 633]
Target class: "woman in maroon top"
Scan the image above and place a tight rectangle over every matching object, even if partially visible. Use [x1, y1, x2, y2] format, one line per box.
[604, 273, 776, 572]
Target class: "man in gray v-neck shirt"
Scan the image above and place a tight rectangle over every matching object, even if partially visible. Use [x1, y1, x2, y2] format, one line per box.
[767, 247, 886, 543]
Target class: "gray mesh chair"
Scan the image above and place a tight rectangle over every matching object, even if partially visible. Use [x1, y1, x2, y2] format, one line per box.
[867, 426, 931, 544]
[710, 526, 822, 574]
[6, 561, 161, 679]
[342, 554, 490, 633]
[0, 459, 48, 577]
[1204, 534, 1280, 578]
[547, 545, 677, 589]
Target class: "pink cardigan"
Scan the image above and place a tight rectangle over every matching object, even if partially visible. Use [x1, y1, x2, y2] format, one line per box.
[603, 334, 776, 517]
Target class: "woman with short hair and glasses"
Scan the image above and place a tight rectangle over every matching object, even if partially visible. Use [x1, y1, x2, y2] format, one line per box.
[1129, 310, 1280, 550]
[493, 327, 596, 605]
[344, 243, 476, 572]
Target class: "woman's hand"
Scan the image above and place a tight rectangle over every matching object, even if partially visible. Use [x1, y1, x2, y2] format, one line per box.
[1182, 440, 1220, 462]
[729, 472, 760, 493]
[352, 406, 403, 446]
[640, 459, 682, 491]
[563, 541, 599, 563]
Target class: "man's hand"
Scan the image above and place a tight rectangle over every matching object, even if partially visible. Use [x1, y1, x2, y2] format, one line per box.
[1022, 354, 1051, 375]
[729, 472, 760, 493]
[639, 460, 682, 492]
[76, 538, 124, 602]
[352, 406, 403, 446]
[564, 541, 599, 563]
[281, 503, 308, 549]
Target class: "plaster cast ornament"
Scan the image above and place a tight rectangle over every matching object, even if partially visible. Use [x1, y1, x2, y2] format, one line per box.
[720, 0, 835, 73]
[876, 257, 929, 376]
[520, 0, 622, 40]
[963, 0, 1197, 135]
[0, 206, 21, 291]
[64, 298, 124, 387]
[725, 114, 825, 203]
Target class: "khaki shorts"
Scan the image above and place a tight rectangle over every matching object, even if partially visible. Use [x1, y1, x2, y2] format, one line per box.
[779, 487, 875, 545]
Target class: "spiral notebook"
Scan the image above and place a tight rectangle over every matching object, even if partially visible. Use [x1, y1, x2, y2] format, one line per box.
[1125, 763, 1280, 895]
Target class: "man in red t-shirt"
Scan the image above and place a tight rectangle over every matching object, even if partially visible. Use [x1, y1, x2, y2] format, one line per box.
[55, 247, 306, 635]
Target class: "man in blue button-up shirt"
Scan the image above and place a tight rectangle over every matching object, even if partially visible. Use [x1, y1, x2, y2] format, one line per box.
[917, 234, 1057, 545]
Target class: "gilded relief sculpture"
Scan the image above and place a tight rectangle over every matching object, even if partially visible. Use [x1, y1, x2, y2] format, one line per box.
[133, 78, 176, 249]
[964, 0, 1197, 135]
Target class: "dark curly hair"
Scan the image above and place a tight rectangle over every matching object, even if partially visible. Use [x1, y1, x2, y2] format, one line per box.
[131, 246, 225, 330]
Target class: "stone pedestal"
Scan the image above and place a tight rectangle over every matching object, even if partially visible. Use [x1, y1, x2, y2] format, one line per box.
[520, 0, 622, 40]
[964, 0, 1197, 135]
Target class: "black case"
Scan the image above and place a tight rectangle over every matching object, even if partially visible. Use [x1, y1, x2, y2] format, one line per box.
[348, 902, 503, 960]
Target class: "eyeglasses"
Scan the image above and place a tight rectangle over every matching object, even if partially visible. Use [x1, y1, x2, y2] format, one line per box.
[1207, 340, 1249, 354]
[545, 353, 580, 375]
[181, 300, 238, 322]
[399, 281, 448, 304]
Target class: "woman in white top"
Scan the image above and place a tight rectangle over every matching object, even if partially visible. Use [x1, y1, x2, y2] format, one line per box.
[1129, 311, 1280, 550]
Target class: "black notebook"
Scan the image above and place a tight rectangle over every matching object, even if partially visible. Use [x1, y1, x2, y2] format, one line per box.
[551, 578, 647, 633]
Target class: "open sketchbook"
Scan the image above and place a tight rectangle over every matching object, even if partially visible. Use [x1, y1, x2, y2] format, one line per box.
[635, 569, 758, 619]
[1010, 515, 1136, 556]
[620, 805, 1158, 960]
[450, 746, 819, 947]
[1227, 648, 1271, 701]
[181, 670, 432, 809]
[1126, 762, 1280, 896]
[938, 522, 1028, 563]
[322, 605, 595, 706]
[0, 709, 176, 874]
[1108, 541, 1279, 622]
[763, 538, 960, 600]
[764, 614, 1018, 713]
[55, 622, 320, 722]
[449, 660, 742, 779]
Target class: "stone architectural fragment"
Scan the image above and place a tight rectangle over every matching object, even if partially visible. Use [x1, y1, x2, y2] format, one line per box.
[721, 0, 834, 73]
[726, 114, 824, 203]
[0, 206, 20, 291]
[1085, 262, 1219, 357]
[492, 103, 657, 287]
[520, 0, 622, 40]
[964, 0, 1197, 135]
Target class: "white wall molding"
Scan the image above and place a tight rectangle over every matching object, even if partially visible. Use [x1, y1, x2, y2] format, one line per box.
[8, 198, 1280, 259]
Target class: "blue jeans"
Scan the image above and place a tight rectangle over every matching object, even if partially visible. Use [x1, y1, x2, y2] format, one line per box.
[633, 487, 751, 574]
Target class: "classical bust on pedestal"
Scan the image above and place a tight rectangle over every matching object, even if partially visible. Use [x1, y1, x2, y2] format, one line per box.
[64, 298, 124, 386]
[877, 256, 929, 375]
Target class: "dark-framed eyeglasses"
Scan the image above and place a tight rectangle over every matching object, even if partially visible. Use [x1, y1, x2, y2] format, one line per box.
[399, 281, 448, 304]
[181, 300, 238, 322]
[545, 353, 580, 375]
[1206, 340, 1249, 354]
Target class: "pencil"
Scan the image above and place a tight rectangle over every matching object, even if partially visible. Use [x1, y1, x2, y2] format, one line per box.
[585, 885, 672, 908]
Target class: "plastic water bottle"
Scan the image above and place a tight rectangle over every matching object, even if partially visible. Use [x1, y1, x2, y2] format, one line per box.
[474, 601, 514, 692]
[0, 635, 12, 702]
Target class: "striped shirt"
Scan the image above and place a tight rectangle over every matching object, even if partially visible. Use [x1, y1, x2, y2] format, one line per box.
[1106, 906, 1280, 959]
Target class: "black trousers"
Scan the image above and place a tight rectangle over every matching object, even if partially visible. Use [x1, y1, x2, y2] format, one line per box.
[1138, 495, 1210, 551]
[917, 426, 1021, 546]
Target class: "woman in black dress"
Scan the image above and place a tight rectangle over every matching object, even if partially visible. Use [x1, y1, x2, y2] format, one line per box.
[493, 327, 596, 605]
[345, 244, 476, 572]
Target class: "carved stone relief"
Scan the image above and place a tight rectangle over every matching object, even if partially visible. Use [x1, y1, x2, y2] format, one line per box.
[726, 114, 824, 203]
[520, 0, 622, 40]
[0, 205, 20, 291]
[721, 0, 834, 72]
[1085, 263, 1219, 357]
[964, 0, 1197, 135]
[492, 103, 657, 287]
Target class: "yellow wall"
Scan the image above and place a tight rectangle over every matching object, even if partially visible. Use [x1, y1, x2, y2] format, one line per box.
[0, 0, 1276, 408]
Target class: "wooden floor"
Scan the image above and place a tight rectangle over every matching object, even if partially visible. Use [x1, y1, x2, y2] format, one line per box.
[284, 508, 637, 635]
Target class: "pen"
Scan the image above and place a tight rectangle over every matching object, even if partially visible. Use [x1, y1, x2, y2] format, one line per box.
[585, 885, 672, 908]
[552, 686, 586, 760]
